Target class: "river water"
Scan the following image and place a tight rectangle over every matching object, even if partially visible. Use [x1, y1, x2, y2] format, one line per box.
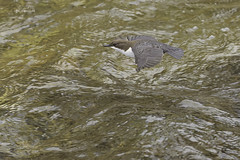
[0, 0, 239, 159]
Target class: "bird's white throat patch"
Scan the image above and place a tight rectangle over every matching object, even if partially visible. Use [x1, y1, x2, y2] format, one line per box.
[111, 46, 134, 58]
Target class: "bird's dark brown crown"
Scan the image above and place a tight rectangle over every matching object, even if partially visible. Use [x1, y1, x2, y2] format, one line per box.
[104, 39, 136, 51]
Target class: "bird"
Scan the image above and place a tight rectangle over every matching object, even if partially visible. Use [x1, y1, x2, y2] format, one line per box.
[103, 35, 184, 72]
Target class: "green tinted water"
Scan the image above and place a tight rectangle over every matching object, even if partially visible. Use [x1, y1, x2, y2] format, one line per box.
[0, 0, 239, 159]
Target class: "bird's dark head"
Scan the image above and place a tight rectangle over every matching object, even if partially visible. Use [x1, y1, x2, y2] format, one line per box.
[103, 39, 133, 51]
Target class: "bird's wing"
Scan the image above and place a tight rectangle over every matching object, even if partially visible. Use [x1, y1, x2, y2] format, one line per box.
[116, 35, 184, 59]
[158, 43, 184, 59]
[132, 43, 163, 72]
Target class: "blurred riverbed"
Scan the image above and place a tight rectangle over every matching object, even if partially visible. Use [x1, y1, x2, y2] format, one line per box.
[0, 0, 240, 159]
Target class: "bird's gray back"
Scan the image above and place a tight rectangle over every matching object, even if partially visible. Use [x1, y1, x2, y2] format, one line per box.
[132, 39, 162, 57]
[127, 35, 157, 41]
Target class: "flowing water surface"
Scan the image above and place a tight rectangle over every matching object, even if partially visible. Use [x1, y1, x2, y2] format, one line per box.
[0, 0, 240, 159]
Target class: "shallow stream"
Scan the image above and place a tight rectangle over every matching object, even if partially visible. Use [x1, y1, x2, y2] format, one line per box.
[0, 0, 239, 159]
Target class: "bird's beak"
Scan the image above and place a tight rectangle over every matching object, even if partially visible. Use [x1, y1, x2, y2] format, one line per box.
[103, 44, 111, 47]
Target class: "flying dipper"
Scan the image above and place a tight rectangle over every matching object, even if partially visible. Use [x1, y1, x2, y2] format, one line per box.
[103, 35, 184, 72]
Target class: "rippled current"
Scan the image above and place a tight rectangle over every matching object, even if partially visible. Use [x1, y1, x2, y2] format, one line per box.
[0, 0, 240, 159]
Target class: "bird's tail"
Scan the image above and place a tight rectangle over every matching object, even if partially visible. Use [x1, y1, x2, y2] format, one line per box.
[159, 43, 184, 59]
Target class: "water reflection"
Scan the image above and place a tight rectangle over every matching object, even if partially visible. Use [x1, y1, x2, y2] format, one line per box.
[0, 0, 239, 159]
